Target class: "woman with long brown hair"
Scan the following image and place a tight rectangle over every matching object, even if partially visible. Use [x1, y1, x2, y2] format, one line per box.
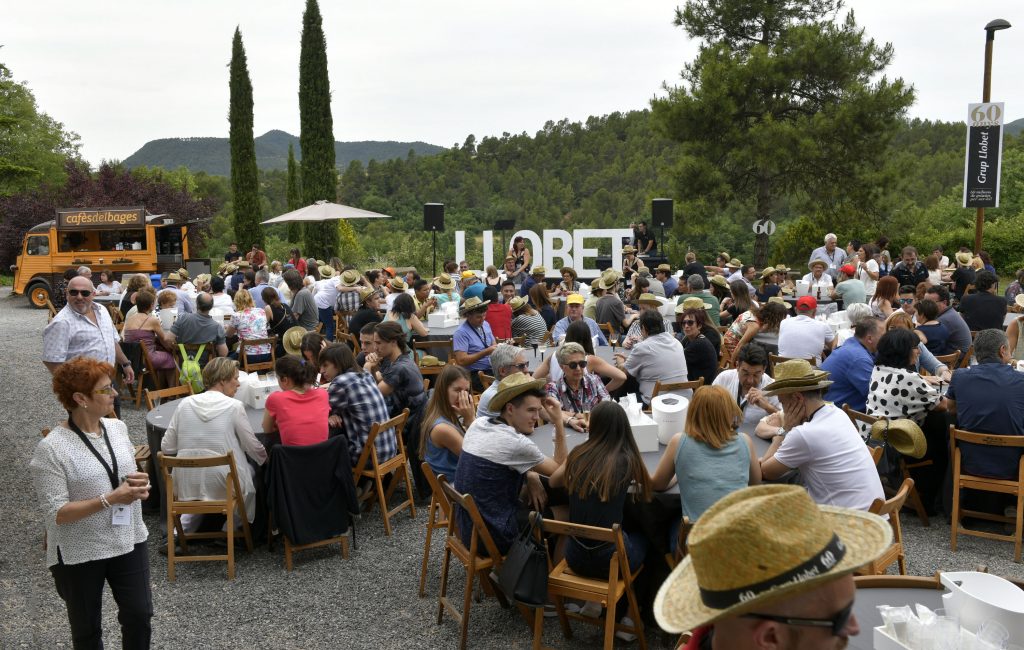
[419, 365, 474, 480]
[549, 401, 651, 578]
[528, 282, 557, 329]
[870, 275, 899, 319]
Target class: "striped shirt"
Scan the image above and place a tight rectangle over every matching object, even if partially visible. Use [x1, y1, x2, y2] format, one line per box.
[511, 312, 548, 345]
[42, 303, 120, 365]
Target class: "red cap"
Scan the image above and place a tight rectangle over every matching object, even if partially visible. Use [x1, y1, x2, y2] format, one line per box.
[840, 264, 856, 277]
[796, 296, 817, 312]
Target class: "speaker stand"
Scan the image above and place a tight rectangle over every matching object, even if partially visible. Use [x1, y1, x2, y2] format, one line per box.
[432, 230, 437, 277]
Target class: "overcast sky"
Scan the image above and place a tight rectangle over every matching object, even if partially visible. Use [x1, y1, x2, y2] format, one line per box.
[4, 1, 1023, 165]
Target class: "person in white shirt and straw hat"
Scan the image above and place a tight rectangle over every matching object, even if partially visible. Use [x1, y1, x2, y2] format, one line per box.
[654, 484, 891, 649]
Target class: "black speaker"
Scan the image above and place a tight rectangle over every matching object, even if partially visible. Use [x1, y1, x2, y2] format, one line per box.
[424, 203, 445, 231]
[652, 198, 673, 228]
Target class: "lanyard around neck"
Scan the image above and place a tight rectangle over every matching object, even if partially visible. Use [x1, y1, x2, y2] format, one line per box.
[67, 416, 119, 490]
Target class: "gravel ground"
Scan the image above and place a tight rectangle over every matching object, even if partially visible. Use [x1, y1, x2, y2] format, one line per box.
[1, 287, 1021, 649]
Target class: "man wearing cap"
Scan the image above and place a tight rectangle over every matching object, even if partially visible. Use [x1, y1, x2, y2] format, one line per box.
[460, 271, 485, 302]
[759, 360, 884, 512]
[657, 264, 679, 297]
[476, 343, 530, 418]
[654, 484, 891, 650]
[807, 233, 846, 280]
[518, 266, 547, 298]
[819, 318, 882, 413]
[245, 243, 266, 269]
[830, 264, 866, 306]
[712, 343, 779, 428]
[164, 272, 195, 313]
[677, 275, 721, 326]
[167, 293, 229, 361]
[778, 297, 835, 364]
[616, 310, 688, 405]
[551, 294, 608, 345]
[454, 374, 568, 554]
[453, 297, 497, 391]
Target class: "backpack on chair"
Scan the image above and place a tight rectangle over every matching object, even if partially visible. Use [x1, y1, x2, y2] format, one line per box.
[178, 344, 205, 393]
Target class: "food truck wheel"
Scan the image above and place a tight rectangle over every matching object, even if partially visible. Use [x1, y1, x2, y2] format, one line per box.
[28, 283, 51, 308]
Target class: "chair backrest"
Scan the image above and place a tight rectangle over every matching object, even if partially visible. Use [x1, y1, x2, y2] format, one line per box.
[933, 350, 960, 369]
[420, 462, 452, 520]
[869, 477, 913, 541]
[854, 574, 943, 590]
[951, 426, 1024, 451]
[439, 477, 505, 563]
[869, 445, 884, 466]
[478, 371, 495, 390]
[959, 346, 974, 369]
[353, 408, 410, 476]
[599, 322, 614, 338]
[158, 451, 244, 512]
[423, 378, 431, 392]
[240, 337, 278, 372]
[415, 339, 453, 356]
[842, 403, 882, 428]
[145, 384, 195, 411]
[652, 377, 704, 399]
[106, 303, 124, 329]
[337, 332, 360, 355]
[536, 516, 632, 583]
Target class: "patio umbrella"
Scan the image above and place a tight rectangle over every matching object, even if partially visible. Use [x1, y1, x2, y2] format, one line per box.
[261, 200, 392, 224]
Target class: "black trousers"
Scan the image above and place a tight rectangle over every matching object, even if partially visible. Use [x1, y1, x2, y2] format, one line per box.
[50, 541, 153, 650]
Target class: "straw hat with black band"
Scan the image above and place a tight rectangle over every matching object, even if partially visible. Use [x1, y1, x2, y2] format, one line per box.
[434, 273, 455, 291]
[762, 360, 832, 396]
[459, 296, 490, 316]
[488, 374, 547, 413]
[508, 296, 528, 313]
[357, 286, 376, 305]
[655, 484, 891, 634]
[869, 419, 927, 459]
[340, 269, 361, 287]
[709, 275, 730, 290]
[282, 326, 307, 356]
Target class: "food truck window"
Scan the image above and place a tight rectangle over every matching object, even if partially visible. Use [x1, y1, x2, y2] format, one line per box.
[26, 235, 50, 256]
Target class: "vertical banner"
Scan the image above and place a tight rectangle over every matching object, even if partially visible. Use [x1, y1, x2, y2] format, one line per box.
[963, 102, 1005, 208]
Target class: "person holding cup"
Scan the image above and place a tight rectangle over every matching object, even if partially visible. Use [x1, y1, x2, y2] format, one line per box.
[31, 356, 152, 649]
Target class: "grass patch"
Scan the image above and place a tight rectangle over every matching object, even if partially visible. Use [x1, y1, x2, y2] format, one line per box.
[0, 274, 12, 287]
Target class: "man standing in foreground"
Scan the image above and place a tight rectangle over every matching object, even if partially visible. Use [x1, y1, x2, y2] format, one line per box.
[655, 484, 891, 649]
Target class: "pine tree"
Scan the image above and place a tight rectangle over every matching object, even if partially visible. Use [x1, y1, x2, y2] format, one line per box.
[298, 0, 348, 259]
[286, 143, 302, 243]
[652, 1, 914, 266]
[228, 27, 264, 249]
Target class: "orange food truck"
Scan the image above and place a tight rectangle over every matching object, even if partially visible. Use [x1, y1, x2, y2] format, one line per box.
[11, 206, 197, 308]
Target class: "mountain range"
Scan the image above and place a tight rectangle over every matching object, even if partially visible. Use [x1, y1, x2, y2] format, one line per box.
[122, 129, 445, 176]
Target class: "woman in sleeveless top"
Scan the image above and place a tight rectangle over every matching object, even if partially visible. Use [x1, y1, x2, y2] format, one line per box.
[121, 288, 177, 387]
[385, 293, 429, 361]
[419, 365, 474, 480]
[651, 386, 760, 543]
[262, 286, 294, 357]
[509, 236, 531, 276]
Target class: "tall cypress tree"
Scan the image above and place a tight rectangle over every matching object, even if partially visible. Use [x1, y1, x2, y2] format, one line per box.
[285, 143, 302, 243]
[298, 0, 343, 259]
[228, 27, 264, 249]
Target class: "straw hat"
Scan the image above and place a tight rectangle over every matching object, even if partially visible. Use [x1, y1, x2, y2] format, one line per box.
[390, 277, 407, 291]
[565, 293, 585, 306]
[419, 355, 443, 368]
[808, 258, 828, 271]
[508, 296, 528, 313]
[434, 273, 456, 291]
[638, 293, 661, 306]
[654, 484, 891, 634]
[955, 251, 973, 266]
[1015, 294, 1024, 309]
[319, 265, 335, 278]
[340, 269, 361, 286]
[282, 326, 307, 356]
[709, 275, 729, 290]
[505, 254, 515, 262]
[177, 267, 190, 280]
[166, 272, 182, 283]
[224, 264, 238, 275]
[622, 245, 637, 255]
[657, 263, 672, 273]
[870, 419, 927, 459]
[760, 267, 778, 280]
[236, 260, 250, 269]
[217, 262, 228, 274]
[316, 259, 325, 267]
[762, 360, 832, 396]
[357, 287, 377, 304]
[590, 278, 604, 291]
[727, 258, 742, 269]
[488, 374, 547, 413]
[675, 296, 712, 314]
[775, 264, 791, 273]
[459, 296, 490, 315]
[531, 266, 547, 276]
[767, 296, 787, 306]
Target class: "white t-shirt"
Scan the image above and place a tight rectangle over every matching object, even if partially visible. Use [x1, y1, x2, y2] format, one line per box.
[773, 404, 884, 512]
[801, 273, 833, 290]
[712, 369, 781, 427]
[314, 278, 341, 309]
[212, 292, 235, 315]
[778, 315, 835, 364]
[461, 416, 546, 474]
[857, 259, 879, 296]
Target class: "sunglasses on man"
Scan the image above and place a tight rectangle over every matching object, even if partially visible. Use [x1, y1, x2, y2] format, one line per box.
[68, 289, 93, 297]
[742, 601, 854, 637]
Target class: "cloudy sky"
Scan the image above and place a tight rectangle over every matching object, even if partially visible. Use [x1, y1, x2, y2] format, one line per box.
[5, 1, 1023, 165]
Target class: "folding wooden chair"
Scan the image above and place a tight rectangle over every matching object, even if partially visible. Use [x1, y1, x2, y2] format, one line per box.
[47, 299, 58, 322]
[423, 378, 431, 392]
[239, 337, 277, 372]
[352, 409, 416, 535]
[477, 371, 495, 391]
[651, 377, 704, 399]
[157, 451, 253, 580]
[337, 331, 360, 355]
[858, 478, 914, 576]
[933, 349, 960, 370]
[842, 404, 930, 526]
[534, 515, 647, 650]
[415, 339, 454, 360]
[950, 426, 1024, 562]
[598, 322, 614, 339]
[768, 354, 815, 377]
[335, 310, 355, 335]
[145, 384, 194, 412]
[959, 345, 974, 369]
[106, 303, 125, 332]
[419, 463, 452, 597]
[438, 478, 511, 650]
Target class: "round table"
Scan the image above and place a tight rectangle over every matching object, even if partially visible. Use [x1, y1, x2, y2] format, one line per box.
[849, 583, 944, 650]
[524, 344, 619, 373]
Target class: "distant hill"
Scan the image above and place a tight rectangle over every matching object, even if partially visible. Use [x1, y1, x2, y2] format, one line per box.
[122, 129, 444, 175]
[1006, 117, 1024, 137]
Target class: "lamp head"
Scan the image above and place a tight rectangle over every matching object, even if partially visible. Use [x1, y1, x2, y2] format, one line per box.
[986, 19, 1011, 35]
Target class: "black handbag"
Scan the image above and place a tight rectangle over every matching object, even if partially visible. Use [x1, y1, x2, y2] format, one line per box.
[867, 422, 904, 489]
[498, 513, 549, 608]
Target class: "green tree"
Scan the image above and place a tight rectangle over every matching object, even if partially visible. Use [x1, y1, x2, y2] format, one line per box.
[299, 0, 345, 259]
[285, 143, 302, 243]
[0, 63, 80, 195]
[652, 0, 914, 266]
[228, 27, 264, 249]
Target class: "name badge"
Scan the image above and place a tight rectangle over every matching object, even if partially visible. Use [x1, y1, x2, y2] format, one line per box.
[112, 505, 131, 526]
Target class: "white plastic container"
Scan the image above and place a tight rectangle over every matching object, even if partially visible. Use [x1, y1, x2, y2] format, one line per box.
[244, 375, 280, 410]
[795, 280, 810, 297]
[940, 571, 1024, 642]
[652, 394, 688, 445]
[629, 413, 660, 453]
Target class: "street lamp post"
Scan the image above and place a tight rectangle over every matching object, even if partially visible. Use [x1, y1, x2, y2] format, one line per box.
[975, 19, 1011, 254]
